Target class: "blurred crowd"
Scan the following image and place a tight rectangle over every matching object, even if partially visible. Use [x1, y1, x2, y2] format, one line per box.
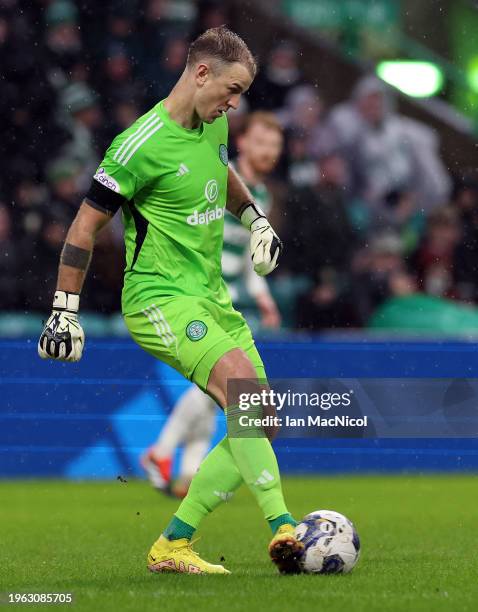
[2, 0, 478, 330]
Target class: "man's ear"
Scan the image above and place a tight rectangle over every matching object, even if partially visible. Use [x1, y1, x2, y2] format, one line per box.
[195, 63, 210, 87]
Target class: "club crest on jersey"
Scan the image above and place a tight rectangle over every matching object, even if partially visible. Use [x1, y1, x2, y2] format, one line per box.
[187, 205, 225, 226]
[219, 144, 228, 166]
[186, 320, 208, 341]
[93, 167, 120, 192]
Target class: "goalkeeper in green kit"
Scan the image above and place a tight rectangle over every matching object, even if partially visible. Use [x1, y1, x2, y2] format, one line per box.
[38, 27, 303, 575]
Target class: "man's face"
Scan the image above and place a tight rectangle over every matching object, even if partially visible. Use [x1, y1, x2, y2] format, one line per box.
[357, 92, 384, 125]
[194, 61, 253, 124]
[238, 122, 283, 175]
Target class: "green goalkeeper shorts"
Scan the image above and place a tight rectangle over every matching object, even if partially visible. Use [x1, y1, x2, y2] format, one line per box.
[123, 296, 266, 391]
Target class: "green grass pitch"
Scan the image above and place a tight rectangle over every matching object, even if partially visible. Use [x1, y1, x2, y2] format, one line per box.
[1, 475, 477, 611]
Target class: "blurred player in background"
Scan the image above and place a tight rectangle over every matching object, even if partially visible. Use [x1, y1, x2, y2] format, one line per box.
[141, 112, 284, 498]
[38, 27, 303, 575]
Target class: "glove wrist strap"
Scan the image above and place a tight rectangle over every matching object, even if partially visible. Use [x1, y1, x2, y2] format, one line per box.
[53, 290, 80, 313]
[239, 201, 266, 230]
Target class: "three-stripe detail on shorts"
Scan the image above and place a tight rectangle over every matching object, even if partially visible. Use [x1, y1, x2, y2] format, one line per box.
[114, 114, 164, 166]
[142, 304, 176, 347]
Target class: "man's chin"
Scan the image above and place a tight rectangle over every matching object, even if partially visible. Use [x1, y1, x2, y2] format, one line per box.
[207, 110, 226, 123]
[255, 163, 275, 175]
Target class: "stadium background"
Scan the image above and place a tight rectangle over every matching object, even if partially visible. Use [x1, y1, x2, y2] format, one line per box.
[2, 0, 478, 479]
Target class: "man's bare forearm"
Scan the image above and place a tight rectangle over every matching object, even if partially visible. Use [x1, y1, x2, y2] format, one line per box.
[57, 232, 93, 294]
[56, 201, 111, 294]
[226, 164, 255, 218]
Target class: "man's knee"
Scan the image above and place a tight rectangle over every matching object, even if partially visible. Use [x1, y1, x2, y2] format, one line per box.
[207, 348, 258, 408]
[206, 348, 279, 441]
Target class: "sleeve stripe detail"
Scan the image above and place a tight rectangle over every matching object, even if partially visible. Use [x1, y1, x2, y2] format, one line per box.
[113, 114, 158, 164]
[121, 121, 164, 167]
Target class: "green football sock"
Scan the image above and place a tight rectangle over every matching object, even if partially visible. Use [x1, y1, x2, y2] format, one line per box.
[173, 436, 243, 532]
[163, 515, 196, 541]
[269, 513, 298, 534]
[226, 404, 291, 523]
[227, 436, 289, 521]
[171, 409, 293, 536]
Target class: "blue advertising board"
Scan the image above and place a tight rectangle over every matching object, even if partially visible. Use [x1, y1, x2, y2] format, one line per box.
[1, 337, 478, 477]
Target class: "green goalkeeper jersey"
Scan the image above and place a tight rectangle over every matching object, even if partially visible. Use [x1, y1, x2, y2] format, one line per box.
[92, 100, 230, 315]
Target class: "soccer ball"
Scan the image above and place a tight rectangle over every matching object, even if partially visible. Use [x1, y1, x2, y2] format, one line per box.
[295, 509, 360, 574]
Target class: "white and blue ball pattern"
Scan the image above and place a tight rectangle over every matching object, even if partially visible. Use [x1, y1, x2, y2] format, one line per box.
[295, 510, 360, 574]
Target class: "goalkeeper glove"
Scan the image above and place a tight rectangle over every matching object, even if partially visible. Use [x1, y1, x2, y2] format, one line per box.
[240, 202, 283, 276]
[38, 290, 84, 362]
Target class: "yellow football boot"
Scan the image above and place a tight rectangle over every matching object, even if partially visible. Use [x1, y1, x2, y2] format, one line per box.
[268, 524, 304, 574]
[147, 535, 230, 575]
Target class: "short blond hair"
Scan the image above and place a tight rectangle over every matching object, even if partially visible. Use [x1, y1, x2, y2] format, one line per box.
[242, 111, 283, 136]
[187, 26, 257, 78]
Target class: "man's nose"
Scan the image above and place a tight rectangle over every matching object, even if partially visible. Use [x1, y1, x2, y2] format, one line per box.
[227, 94, 241, 110]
